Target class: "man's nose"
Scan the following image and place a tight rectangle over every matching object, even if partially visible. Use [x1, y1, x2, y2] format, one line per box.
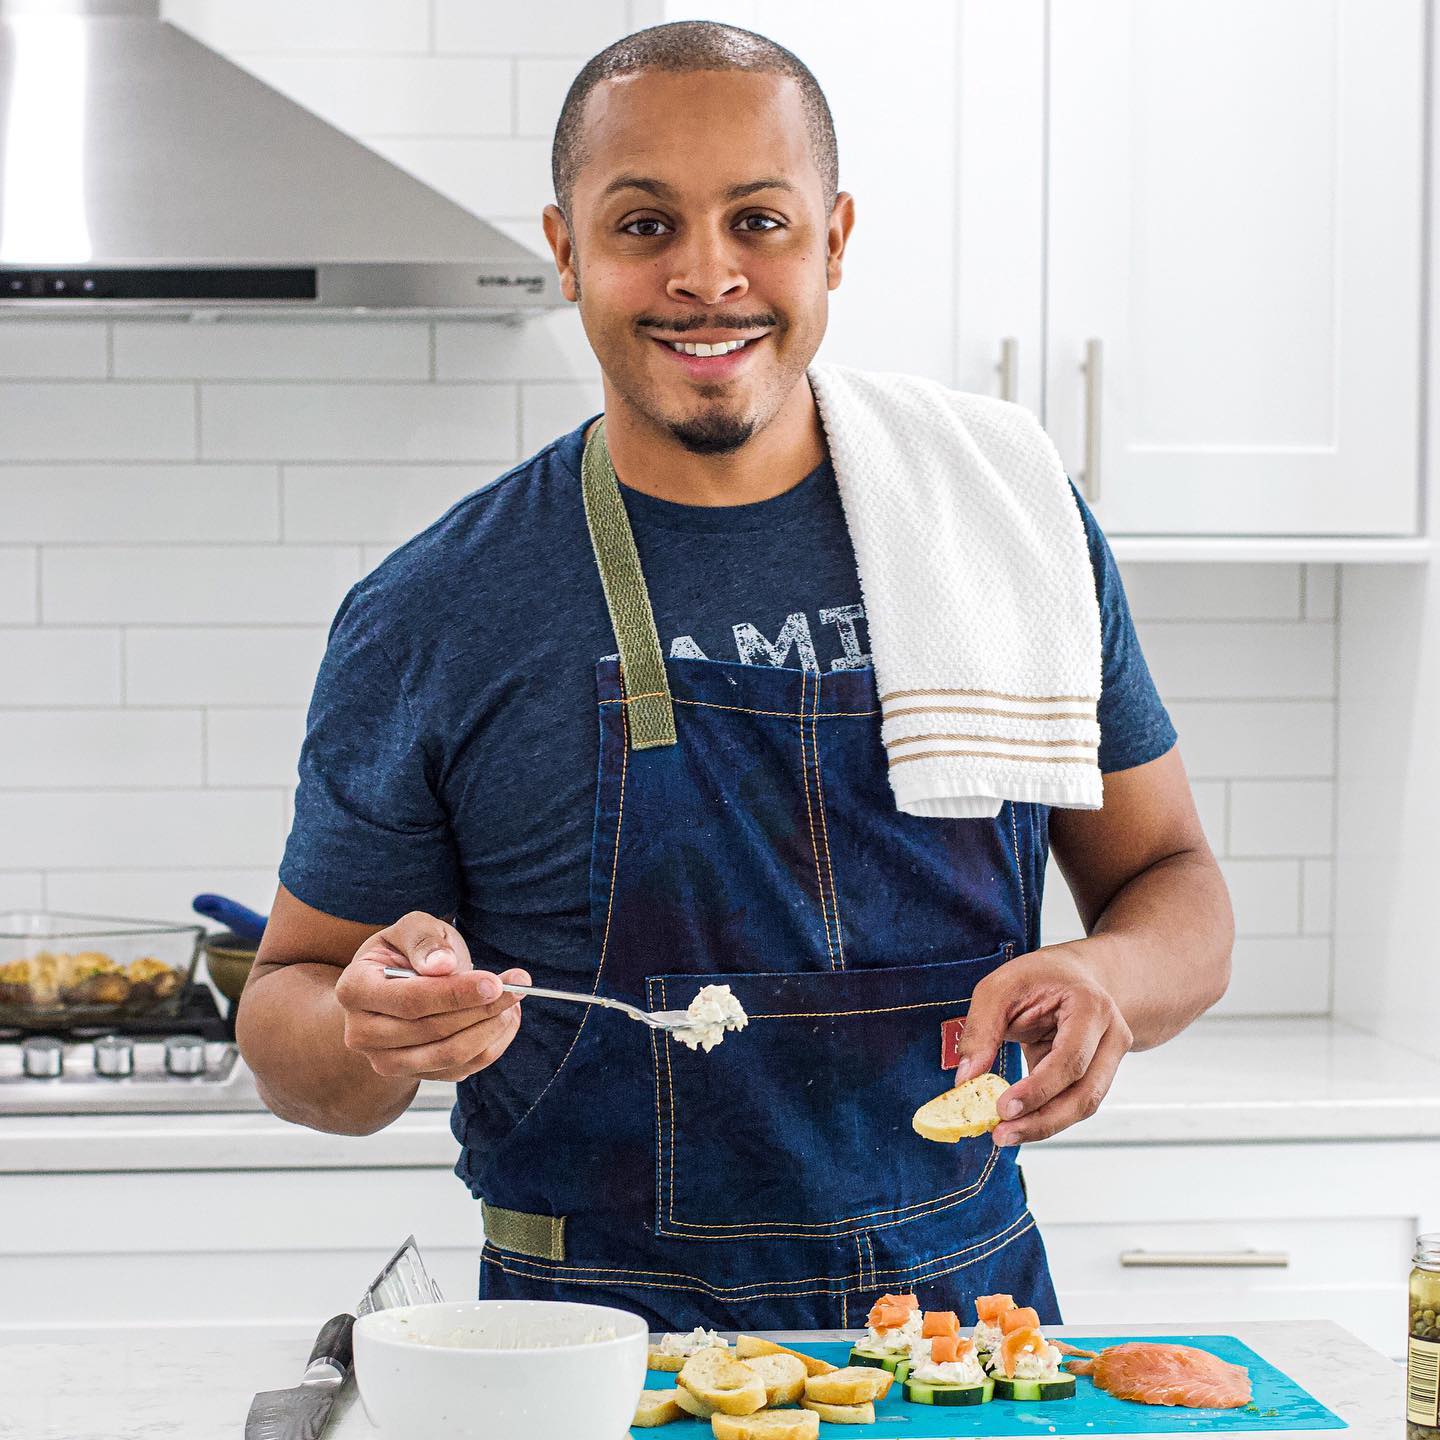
[665, 231, 749, 307]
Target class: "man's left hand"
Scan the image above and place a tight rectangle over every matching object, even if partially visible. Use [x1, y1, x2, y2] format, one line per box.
[951, 943, 1133, 1147]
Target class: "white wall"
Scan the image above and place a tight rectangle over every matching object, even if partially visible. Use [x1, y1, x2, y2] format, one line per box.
[0, 0, 1337, 1017]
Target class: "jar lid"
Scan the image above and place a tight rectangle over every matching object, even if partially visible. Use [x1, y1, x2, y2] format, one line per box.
[1415, 1232, 1440, 1268]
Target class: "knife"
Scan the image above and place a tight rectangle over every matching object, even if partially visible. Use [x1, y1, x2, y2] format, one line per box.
[245, 1313, 355, 1440]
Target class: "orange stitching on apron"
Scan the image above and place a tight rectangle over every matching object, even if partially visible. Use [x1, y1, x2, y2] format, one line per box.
[658, 1144, 999, 1240]
[811, 671, 845, 970]
[499, 698, 631, 1138]
[658, 974, 678, 1232]
[864, 1231, 877, 1292]
[1008, 802, 1027, 941]
[890, 748, 1097, 769]
[841, 1289, 848, 1329]
[881, 686, 1097, 704]
[799, 667, 838, 969]
[484, 1209, 1034, 1299]
[601, 695, 881, 721]
[852, 1234, 866, 1293]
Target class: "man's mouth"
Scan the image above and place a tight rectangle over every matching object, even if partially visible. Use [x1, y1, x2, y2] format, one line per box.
[648, 332, 769, 373]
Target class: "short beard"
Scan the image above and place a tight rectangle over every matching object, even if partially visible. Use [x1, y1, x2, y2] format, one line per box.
[666, 409, 756, 455]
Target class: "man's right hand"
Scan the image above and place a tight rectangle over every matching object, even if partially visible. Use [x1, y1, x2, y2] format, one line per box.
[334, 911, 530, 1083]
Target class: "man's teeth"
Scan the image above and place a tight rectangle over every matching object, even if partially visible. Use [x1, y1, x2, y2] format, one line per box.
[667, 337, 754, 356]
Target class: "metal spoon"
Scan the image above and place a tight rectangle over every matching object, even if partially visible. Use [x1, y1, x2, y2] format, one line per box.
[380, 966, 699, 1037]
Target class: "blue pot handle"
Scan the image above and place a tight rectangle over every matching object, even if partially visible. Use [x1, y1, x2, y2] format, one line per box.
[192, 894, 269, 944]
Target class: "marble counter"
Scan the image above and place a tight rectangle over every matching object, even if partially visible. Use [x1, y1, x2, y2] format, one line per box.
[3, 1018, 1440, 1175]
[0, 1319, 1402, 1440]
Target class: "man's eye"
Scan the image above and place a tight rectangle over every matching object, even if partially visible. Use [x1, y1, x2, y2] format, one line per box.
[623, 218, 670, 237]
[740, 214, 782, 232]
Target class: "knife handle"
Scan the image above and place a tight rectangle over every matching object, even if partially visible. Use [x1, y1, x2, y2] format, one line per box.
[303, 1313, 355, 1382]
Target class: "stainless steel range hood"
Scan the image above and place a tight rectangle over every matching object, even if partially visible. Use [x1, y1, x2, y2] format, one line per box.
[0, 0, 565, 315]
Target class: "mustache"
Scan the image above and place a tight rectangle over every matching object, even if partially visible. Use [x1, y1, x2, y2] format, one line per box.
[638, 314, 777, 334]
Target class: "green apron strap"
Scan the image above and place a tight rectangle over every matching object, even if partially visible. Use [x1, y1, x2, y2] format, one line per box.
[580, 417, 677, 750]
[480, 1201, 567, 1261]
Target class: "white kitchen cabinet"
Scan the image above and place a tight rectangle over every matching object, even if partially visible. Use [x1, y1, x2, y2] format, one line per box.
[1025, 1138, 1439, 1358]
[1046, 0, 1424, 536]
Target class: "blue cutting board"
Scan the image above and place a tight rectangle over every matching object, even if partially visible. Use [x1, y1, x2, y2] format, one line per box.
[633, 1336, 1347, 1438]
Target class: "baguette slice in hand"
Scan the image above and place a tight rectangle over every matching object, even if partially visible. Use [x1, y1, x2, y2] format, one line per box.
[912, 1071, 1009, 1142]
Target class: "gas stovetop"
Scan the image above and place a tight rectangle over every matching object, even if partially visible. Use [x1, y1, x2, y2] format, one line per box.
[0, 986, 455, 1115]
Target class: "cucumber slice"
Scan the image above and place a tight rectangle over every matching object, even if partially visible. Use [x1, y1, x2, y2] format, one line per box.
[903, 1378, 995, 1407]
[991, 1375, 1076, 1402]
[894, 1360, 912, 1385]
[849, 1347, 903, 1372]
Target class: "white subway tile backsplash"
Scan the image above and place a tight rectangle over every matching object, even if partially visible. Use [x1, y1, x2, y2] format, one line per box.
[1211, 936, 1331, 1016]
[521, 380, 605, 455]
[114, 322, 431, 381]
[0, 549, 38, 623]
[125, 628, 328, 707]
[435, 0, 628, 55]
[0, 323, 108, 379]
[0, 873, 45, 911]
[44, 547, 359, 625]
[1166, 701, 1334, 779]
[367, 137, 555, 218]
[435, 312, 597, 382]
[1137, 622, 1335, 700]
[206, 709, 307, 787]
[0, 790, 286, 869]
[43, 868, 278, 925]
[1229, 780, 1335, 857]
[0, 710, 202, 789]
[0, 384, 195, 461]
[200, 383, 517, 462]
[0, 630, 121, 706]
[237, 56, 511, 137]
[282, 465, 503, 543]
[1302, 859, 1333, 935]
[1190, 780, 1228, 854]
[1119, 563, 1302, 622]
[0, 465, 279, 543]
[162, 0, 429, 54]
[515, 58, 585, 135]
[1218, 858, 1301, 936]
[1040, 860, 1085, 944]
[1304, 564, 1339, 621]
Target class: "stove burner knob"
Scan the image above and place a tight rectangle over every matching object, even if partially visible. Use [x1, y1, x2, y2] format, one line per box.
[164, 1034, 207, 1076]
[21, 1037, 64, 1079]
[94, 1035, 134, 1078]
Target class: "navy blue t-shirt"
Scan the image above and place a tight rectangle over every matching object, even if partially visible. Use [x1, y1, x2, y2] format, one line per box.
[280, 409, 1176, 984]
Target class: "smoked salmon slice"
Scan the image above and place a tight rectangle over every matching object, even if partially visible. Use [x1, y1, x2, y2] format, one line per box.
[922, 1310, 961, 1339]
[1000, 1306, 1041, 1335]
[929, 1334, 964, 1364]
[974, 1294, 1016, 1324]
[998, 1327, 1047, 1378]
[1065, 1342, 1252, 1409]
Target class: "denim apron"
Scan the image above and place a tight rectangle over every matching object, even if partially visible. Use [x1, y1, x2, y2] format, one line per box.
[468, 419, 1060, 1331]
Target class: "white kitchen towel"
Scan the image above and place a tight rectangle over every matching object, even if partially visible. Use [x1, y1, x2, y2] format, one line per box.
[807, 362, 1103, 818]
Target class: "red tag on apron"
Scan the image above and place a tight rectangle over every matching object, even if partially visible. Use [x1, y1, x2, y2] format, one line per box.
[940, 1016, 966, 1071]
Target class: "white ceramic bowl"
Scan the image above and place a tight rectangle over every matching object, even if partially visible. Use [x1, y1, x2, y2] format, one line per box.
[352, 1299, 648, 1440]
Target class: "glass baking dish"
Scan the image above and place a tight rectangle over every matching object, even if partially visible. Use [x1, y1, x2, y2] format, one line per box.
[0, 912, 205, 1030]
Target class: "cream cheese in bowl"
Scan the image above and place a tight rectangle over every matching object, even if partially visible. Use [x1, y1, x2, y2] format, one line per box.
[353, 1299, 647, 1440]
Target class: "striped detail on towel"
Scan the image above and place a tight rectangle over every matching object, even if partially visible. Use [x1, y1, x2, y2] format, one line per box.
[880, 690, 1099, 772]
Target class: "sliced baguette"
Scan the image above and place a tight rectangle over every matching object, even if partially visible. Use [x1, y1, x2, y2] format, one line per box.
[741, 1352, 808, 1407]
[675, 1387, 715, 1419]
[803, 1366, 892, 1405]
[735, 1334, 837, 1376]
[633, 1389, 686, 1427]
[711, 1411, 820, 1440]
[649, 1339, 730, 1372]
[678, 1348, 767, 1417]
[800, 1397, 875, 1425]
[912, 1071, 1010, 1142]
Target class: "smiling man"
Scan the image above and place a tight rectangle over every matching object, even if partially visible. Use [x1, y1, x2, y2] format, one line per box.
[240, 21, 1233, 1330]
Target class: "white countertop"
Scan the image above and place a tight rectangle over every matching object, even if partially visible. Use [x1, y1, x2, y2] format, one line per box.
[0, 1319, 1402, 1440]
[3, 1017, 1440, 1173]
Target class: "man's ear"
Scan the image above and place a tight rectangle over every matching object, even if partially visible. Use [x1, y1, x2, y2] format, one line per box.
[827, 192, 856, 290]
[542, 204, 580, 303]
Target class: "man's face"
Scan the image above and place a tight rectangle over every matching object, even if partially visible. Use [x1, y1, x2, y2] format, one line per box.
[544, 68, 851, 456]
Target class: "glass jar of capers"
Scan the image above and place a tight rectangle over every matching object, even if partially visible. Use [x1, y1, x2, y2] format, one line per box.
[1410, 1234, 1440, 1440]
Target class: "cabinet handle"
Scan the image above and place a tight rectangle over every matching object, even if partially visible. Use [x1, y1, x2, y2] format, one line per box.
[1118, 1250, 1290, 1270]
[1082, 337, 1103, 503]
[997, 337, 1019, 403]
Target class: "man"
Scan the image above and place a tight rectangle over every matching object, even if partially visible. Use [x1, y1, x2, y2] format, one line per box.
[241, 21, 1232, 1330]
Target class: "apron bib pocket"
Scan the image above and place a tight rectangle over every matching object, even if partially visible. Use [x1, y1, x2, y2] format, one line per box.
[646, 945, 1015, 1242]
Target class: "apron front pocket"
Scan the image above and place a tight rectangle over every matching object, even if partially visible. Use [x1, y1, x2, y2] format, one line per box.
[646, 946, 1015, 1242]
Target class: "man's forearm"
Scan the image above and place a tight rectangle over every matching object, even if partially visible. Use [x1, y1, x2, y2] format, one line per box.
[1077, 847, 1234, 1051]
[237, 961, 418, 1135]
